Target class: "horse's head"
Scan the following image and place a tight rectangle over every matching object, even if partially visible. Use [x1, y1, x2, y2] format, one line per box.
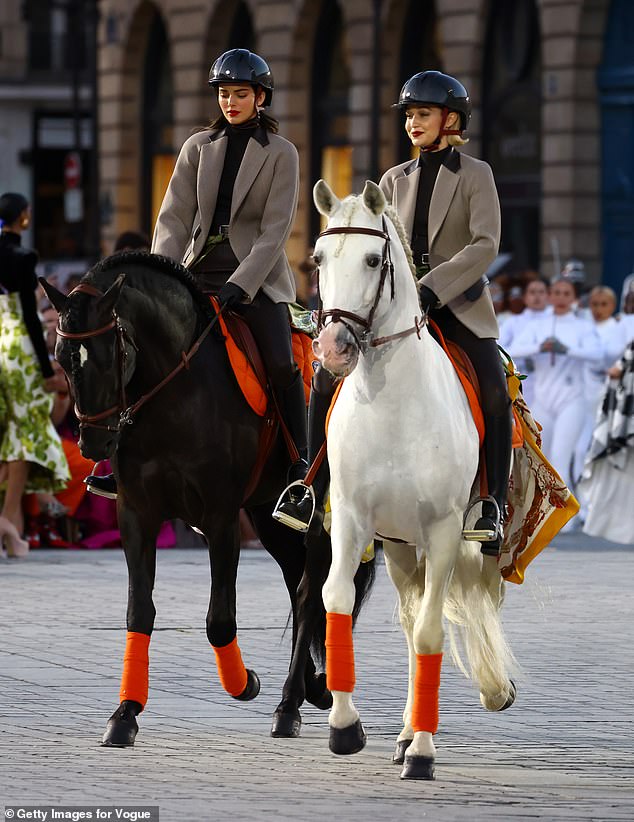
[311, 179, 416, 377]
[41, 273, 137, 460]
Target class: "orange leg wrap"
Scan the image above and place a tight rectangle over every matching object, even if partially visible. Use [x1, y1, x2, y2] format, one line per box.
[326, 612, 355, 692]
[119, 631, 150, 709]
[212, 638, 248, 697]
[411, 652, 443, 734]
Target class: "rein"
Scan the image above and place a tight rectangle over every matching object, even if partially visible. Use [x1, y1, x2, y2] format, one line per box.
[315, 218, 426, 352]
[57, 281, 219, 434]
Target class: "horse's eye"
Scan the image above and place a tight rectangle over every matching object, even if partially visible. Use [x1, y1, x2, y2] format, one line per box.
[312, 253, 322, 267]
[366, 255, 380, 269]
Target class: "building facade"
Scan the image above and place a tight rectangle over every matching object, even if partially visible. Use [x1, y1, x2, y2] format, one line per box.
[1, 0, 633, 296]
[0, 0, 98, 277]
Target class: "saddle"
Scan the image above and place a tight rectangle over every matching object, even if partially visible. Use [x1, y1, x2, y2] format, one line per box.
[208, 296, 314, 500]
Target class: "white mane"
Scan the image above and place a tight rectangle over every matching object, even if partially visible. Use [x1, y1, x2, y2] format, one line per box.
[330, 195, 417, 280]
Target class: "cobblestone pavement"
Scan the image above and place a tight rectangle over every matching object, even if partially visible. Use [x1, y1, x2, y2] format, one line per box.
[1, 533, 633, 821]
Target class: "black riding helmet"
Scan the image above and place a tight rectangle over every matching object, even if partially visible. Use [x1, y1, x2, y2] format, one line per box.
[393, 71, 471, 132]
[208, 49, 274, 107]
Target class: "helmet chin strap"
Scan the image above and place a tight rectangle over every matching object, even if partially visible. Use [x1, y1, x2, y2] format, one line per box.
[420, 107, 462, 153]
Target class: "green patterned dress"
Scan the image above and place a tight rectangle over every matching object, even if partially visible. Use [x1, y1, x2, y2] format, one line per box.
[0, 292, 69, 494]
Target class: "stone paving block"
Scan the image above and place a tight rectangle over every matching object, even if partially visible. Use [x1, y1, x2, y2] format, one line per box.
[1, 540, 633, 820]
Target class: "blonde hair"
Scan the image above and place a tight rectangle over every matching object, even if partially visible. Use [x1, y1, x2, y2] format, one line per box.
[448, 134, 469, 146]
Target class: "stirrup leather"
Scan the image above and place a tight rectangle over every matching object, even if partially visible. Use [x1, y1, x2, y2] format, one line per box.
[462, 495, 501, 542]
[272, 481, 315, 533]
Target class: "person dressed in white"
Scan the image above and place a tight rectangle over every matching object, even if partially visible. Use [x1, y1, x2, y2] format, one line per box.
[574, 286, 629, 482]
[499, 277, 551, 408]
[509, 277, 604, 494]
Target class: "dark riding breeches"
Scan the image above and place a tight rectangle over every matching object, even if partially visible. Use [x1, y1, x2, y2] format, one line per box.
[433, 306, 512, 507]
[233, 292, 300, 392]
[433, 306, 509, 418]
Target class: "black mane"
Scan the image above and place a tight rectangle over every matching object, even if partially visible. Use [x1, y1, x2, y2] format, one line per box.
[86, 251, 215, 322]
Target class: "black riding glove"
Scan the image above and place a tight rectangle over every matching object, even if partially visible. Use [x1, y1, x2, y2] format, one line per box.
[418, 284, 439, 313]
[218, 282, 247, 308]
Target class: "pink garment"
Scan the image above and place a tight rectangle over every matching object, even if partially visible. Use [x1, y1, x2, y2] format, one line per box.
[76, 460, 176, 549]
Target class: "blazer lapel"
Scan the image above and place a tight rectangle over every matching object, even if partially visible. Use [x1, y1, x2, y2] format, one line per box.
[231, 139, 268, 219]
[198, 136, 227, 233]
[428, 164, 460, 250]
[393, 164, 420, 241]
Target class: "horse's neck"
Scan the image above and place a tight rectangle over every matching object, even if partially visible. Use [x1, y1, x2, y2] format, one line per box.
[126, 283, 198, 383]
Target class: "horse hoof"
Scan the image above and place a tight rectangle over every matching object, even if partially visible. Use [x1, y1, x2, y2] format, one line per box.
[499, 680, 517, 711]
[101, 703, 139, 747]
[233, 669, 260, 701]
[400, 754, 435, 780]
[329, 719, 366, 755]
[306, 673, 333, 711]
[392, 738, 413, 764]
[271, 710, 301, 738]
[480, 680, 517, 712]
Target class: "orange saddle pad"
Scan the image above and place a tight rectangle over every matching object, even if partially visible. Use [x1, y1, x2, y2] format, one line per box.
[209, 297, 313, 416]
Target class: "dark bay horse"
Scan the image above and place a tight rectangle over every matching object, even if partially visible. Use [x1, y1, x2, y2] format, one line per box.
[41, 251, 374, 746]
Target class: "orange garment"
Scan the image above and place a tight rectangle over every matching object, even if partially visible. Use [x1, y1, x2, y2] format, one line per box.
[212, 637, 248, 697]
[56, 438, 93, 515]
[326, 611, 355, 692]
[411, 652, 443, 734]
[291, 329, 315, 403]
[119, 631, 150, 709]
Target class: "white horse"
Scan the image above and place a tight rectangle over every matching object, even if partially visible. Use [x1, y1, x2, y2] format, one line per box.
[312, 179, 517, 781]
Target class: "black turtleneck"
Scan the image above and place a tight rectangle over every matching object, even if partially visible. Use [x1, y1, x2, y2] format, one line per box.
[210, 119, 259, 233]
[411, 145, 452, 262]
[0, 231, 53, 378]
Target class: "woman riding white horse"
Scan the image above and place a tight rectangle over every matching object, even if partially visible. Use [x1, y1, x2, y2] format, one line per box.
[275, 71, 511, 555]
[311, 179, 516, 781]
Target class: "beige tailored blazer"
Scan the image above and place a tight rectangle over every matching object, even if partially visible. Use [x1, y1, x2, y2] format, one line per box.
[152, 126, 299, 304]
[379, 149, 501, 339]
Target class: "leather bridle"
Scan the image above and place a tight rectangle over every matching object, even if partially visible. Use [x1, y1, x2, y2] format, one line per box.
[56, 281, 216, 434]
[315, 217, 426, 352]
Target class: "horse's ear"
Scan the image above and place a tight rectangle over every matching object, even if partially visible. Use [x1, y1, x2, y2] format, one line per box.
[361, 180, 386, 216]
[97, 272, 127, 315]
[39, 277, 69, 313]
[313, 179, 341, 217]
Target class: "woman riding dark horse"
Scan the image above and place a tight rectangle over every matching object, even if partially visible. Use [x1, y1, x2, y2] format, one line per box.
[42, 251, 374, 745]
[86, 48, 307, 501]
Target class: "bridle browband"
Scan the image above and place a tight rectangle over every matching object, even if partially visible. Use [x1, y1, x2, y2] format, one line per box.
[315, 216, 426, 352]
[56, 281, 217, 434]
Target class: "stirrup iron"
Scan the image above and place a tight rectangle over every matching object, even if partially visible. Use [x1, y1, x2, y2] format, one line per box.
[272, 481, 316, 533]
[462, 495, 501, 542]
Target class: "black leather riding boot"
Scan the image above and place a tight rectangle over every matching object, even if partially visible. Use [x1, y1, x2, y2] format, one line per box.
[273, 372, 336, 531]
[85, 469, 118, 499]
[475, 408, 513, 556]
[277, 371, 309, 484]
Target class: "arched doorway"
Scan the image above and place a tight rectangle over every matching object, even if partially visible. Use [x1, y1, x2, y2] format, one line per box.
[310, 0, 351, 237]
[482, 0, 541, 270]
[598, 0, 634, 294]
[141, 12, 173, 235]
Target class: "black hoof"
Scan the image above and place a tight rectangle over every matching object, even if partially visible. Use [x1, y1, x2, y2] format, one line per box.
[499, 680, 517, 711]
[233, 669, 260, 702]
[392, 738, 413, 764]
[329, 719, 367, 755]
[271, 709, 301, 738]
[400, 754, 435, 780]
[101, 701, 141, 747]
[306, 672, 333, 711]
